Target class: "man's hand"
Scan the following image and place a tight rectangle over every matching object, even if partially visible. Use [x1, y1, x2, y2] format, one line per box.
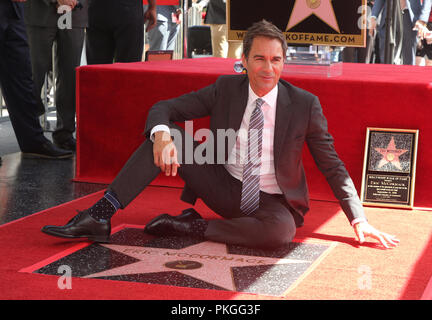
[173, 8, 182, 25]
[144, 4, 157, 32]
[368, 16, 377, 37]
[57, 0, 77, 9]
[353, 221, 400, 249]
[153, 131, 180, 176]
[414, 20, 428, 39]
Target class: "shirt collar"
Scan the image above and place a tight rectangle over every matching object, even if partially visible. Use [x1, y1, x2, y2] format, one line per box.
[247, 83, 278, 108]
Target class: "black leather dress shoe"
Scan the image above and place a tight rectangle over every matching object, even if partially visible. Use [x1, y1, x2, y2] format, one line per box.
[144, 214, 192, 237]
[41, 210, 111, 242]
[54, 137, 76, 151]
[22, 141, 73, 159]
[143, 208, 202, 235]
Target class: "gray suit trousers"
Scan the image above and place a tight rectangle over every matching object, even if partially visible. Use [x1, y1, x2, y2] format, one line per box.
[401, 10, 418, 65]
[109, 123, 296, 248]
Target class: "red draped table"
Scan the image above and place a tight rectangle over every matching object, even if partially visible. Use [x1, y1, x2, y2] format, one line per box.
[76, 58, 432, 209]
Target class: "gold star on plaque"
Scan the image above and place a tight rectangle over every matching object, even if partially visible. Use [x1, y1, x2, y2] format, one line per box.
[374, 137, 409, 170]
[287, 0, 340, 33]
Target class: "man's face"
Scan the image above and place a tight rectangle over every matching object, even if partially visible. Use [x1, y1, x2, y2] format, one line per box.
[242, 36, 284, 97]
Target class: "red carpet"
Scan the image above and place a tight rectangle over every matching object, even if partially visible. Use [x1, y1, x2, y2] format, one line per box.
[1, 186, 431, 300]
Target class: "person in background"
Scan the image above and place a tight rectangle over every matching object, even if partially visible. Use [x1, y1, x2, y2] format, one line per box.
[0, 0, 73, 159]
[196, 0, 242, 58]
[415, 4, 432, 66]
[24, 0, 88, 151]
[369, 0, 431, 65]
[145, 2, 181, 51]
[86, 0, 157, 64]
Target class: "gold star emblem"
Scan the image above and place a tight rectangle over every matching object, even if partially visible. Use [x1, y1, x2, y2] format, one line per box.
[307, 0, 321, 9]
[287, 0, 340, 33]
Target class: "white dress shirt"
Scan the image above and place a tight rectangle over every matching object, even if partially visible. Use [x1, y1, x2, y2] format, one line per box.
[224, 84, 282, 194]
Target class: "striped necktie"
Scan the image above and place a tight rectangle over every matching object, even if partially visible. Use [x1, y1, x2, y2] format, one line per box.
[240, 98, 264, 215]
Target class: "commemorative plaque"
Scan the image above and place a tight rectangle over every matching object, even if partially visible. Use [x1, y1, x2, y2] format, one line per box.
[360, 128, 419, 209]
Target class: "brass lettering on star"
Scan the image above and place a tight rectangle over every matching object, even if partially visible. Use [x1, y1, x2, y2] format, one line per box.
[162, 251, 268, 264]
[120, 246, 272, 264]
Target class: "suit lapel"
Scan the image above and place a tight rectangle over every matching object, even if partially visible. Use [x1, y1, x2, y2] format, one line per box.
[274, 81, 293, 166]
[228, 75, 249, 132]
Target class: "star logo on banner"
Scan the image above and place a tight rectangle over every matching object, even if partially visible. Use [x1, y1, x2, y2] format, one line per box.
[84, 241, 309, 291]
[286, 0, 340, 33]
[374, 137, 409, 170]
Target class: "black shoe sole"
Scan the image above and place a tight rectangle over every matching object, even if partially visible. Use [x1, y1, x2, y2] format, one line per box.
[41, 228, 110, 243]
[22, 152, 74, 159]
[54, 144, 76, 152]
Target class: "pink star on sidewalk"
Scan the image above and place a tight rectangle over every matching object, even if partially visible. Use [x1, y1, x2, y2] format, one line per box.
[84, 241, 309, 291]
[286, 0, 340, 33]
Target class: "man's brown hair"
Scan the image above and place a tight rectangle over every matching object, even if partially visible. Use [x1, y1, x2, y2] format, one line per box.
[242, 20, 288, 59]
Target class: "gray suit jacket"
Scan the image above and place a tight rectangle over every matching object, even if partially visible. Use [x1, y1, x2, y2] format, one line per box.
[24, 0, 88, 28]
[144, 75, 366, 225]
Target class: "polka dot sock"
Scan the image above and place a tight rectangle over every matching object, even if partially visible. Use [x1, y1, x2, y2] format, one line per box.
[189, 219, 208, 238]
[87, 191, 121, 222]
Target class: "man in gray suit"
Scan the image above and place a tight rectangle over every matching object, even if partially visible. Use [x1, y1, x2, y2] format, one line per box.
[42, 20, 399, 250]
[369, 0, 431, 65]
[24, 0, 88, 151]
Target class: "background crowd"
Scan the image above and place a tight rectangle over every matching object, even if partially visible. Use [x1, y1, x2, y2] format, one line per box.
[0, 0, 431, 165]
